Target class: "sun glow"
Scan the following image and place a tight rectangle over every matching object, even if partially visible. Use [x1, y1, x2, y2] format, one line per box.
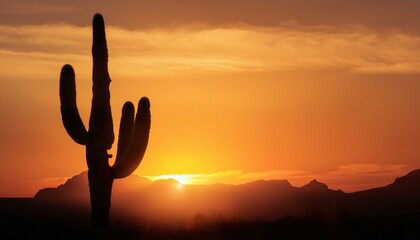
[146, 174, 193, 185]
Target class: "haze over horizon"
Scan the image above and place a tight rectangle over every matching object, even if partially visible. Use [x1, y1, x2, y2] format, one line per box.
[31, 168, 420, 221]
[1, 0, 420, 197]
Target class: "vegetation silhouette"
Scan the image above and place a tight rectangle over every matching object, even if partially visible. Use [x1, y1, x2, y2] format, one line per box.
[2, 170, 420, 239]
[59, 13, 151, 228]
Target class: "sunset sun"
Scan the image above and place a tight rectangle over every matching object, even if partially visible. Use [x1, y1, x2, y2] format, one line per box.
[146, 174, 193, 185]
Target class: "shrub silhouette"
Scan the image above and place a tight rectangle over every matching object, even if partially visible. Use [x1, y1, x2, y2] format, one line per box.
[59, 13, 151, 228]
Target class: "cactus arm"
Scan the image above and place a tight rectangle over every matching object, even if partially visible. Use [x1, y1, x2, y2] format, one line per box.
[114, 102, 135, 165]
[59, 64, 89, 145]
[113, 97, 151, 179]
[89, 13, 114, 150]
[59, 13, 151, 228]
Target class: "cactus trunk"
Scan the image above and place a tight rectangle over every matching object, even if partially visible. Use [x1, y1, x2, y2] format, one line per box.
[59, 13, 151, 228]
[88, 165, 113, 228]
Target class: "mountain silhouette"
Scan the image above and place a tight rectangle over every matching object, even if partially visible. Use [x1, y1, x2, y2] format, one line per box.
[32, 169, 420, 221]
[2, 170, 420, 239]
[301, 179, 329, 192]
[347, 169, 420, 215]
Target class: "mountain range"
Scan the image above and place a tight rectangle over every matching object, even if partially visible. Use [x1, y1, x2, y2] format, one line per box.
[33, 169, 420, 222]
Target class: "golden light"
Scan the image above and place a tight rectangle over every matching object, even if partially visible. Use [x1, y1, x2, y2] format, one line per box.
[146, 174, 193, 185]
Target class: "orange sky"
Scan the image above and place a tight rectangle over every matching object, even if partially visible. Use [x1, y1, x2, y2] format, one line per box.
[1, 0, 420, 196]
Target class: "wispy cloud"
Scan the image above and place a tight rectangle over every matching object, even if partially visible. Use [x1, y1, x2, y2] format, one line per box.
[144, 169, 306, 185]
[3, 164, 408, 197]
[1, 0, 420, 33]
[1, 24, 420, 80]
[144, 164, 408, 193]
[315, 164, 408, 192]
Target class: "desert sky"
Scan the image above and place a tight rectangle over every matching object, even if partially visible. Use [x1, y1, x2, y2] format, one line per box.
[1, 0, 420, 197]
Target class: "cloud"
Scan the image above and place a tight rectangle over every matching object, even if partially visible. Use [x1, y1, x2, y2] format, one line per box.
[145, 170, 242, 185]
[315, 164, 408, 192]
[144, 169, 306, 185]
[1, 23, 420, 80]
[144, 164, 409, 193]
[325, 164, 407, 177]
[1, 0, 420, 33]
[2, 164, 409, 197]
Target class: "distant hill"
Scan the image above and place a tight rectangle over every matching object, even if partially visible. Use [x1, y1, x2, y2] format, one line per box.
[33, 169, 420, 221]
[2, 170, 419, 239]
[348, 169, 420, 215]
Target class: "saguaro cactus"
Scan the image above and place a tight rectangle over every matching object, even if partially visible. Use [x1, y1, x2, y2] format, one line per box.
[59, 13, 151, 228]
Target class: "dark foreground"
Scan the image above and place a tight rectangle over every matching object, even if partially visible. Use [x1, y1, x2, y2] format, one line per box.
[1, 198, 419, 240]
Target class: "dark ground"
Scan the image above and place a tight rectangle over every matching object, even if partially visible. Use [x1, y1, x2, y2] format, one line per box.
[1, 198, 419, 240]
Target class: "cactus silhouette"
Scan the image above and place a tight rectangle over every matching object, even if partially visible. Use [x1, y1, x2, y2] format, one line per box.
[59, 13, 151, 228]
